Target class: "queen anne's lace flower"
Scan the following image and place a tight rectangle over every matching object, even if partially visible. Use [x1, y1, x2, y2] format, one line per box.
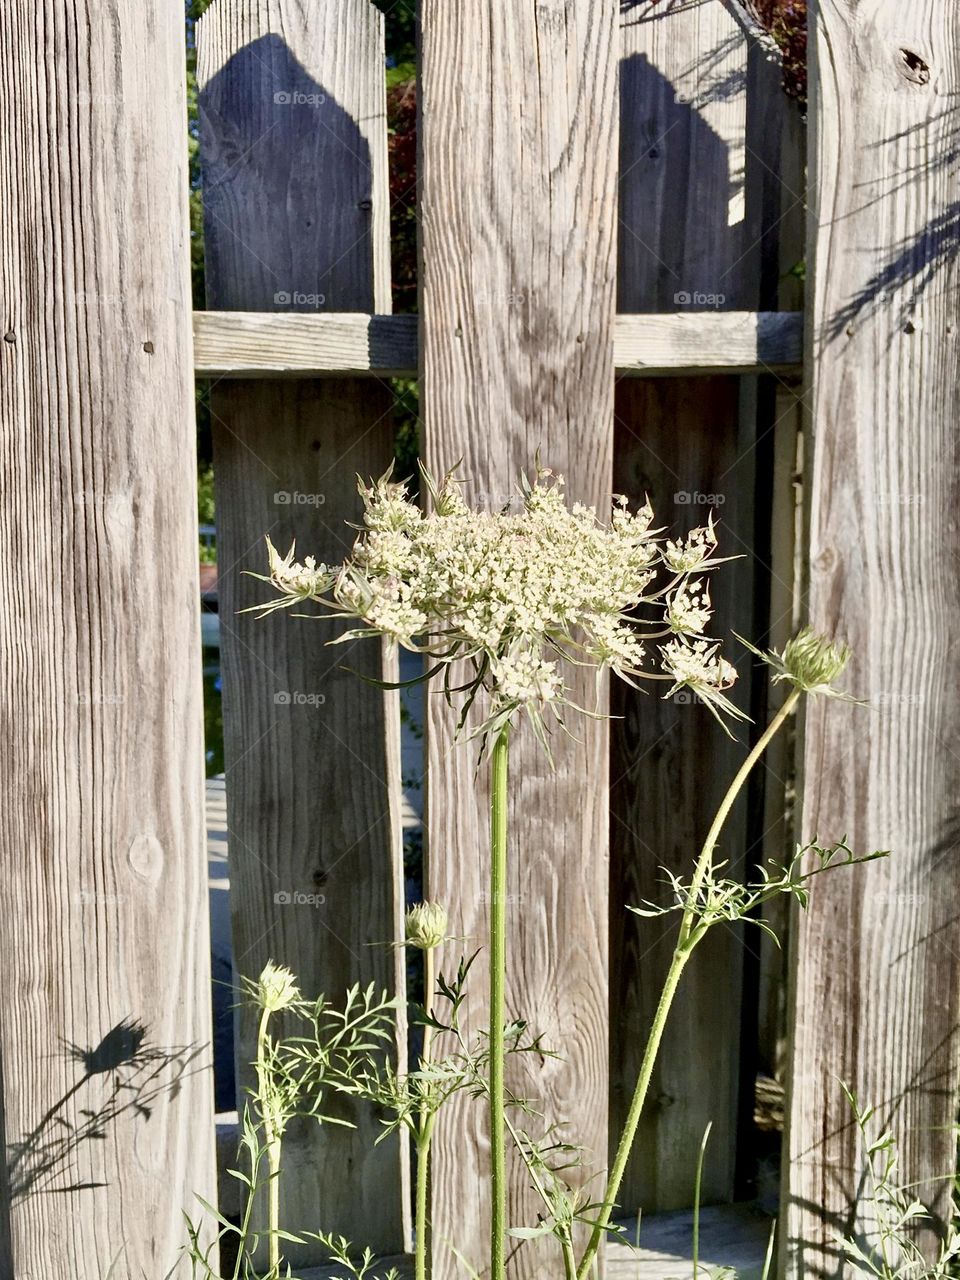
[253, 465, 744, 743]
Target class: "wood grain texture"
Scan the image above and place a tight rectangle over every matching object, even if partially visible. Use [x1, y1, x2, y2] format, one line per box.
[191, 310, 802, 379]
[194, 312, 419, 377]
[614, 311, 802, 374]
[783, 3, 960, 1275]
[418, 3, 619, 1276]
[612, 0, 791, 1213]
[0, 2, 215, 1274]
[197, 0, 408, 1263]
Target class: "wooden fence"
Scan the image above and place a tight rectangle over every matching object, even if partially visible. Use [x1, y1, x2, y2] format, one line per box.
[0, 0, 958, 1277]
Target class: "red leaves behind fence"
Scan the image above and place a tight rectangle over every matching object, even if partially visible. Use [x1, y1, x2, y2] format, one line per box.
[384, 4, 807, 313]
[387, 79, 417, 313]
[747, 0, 807, 104]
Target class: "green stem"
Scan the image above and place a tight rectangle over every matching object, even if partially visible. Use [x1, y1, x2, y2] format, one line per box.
[562, 1236, 578, 1280]
[255, 1006, 283, 1278]
[268, 1140, 281, 1276]
[415, 1118, 436, 1280]
[679, 688, 800, 946]
[576, 690, 800, 1280]
[489, 725, 510, 1280]
[232, 1105, 260, 1280]
[415, 948, 437, 1280]
[577, 949, 690, 1280]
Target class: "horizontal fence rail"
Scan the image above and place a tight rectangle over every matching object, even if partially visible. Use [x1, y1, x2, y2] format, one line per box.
[192, 310, 804, 379]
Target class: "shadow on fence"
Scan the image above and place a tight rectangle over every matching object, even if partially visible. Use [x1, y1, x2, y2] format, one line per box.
[3, 1019, 207, 1205]
[824, 107, 960, 341]
[199, 33, 375, 313]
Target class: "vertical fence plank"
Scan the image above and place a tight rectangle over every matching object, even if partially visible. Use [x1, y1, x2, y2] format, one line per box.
[0, 2, 215, 1273]
[197, 1, 408, 1264]
[784, 2, 960, 1275]
[611, 0, 776, 1211]
[419, 4, 618, 1276]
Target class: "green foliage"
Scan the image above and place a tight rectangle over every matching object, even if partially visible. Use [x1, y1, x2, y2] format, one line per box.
[838, 1087, 960, 1280]
[628, 837, 886, 946]
[185, 1, 215, 310]
[184, 971, 398, 1279]
[370, 0, 416, 84]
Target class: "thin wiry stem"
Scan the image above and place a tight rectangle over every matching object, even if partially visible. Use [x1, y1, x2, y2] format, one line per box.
[576, 693, 798, 1279]
[489, 725, 510, 1280]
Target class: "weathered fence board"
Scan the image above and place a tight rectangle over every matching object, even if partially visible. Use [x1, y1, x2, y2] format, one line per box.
[191, 310, 803, 379]
[611, 0, 785, 1212]
[784, 2, 960, 1275]
[0, 2, 215, 1273]
[197, 0, 408, 1264]
[419, 3, 619, 1276]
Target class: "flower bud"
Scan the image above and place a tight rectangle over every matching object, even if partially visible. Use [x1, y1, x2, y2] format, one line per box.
[255, 961, 300, 1012]
[404, 901, 449, 951]
[781, 627, 851, 694]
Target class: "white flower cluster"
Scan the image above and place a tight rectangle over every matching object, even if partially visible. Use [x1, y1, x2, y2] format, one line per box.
[254, 466, 742, 738]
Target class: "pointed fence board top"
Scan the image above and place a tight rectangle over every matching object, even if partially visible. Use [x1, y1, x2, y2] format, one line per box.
[198, 0, 390, 312]
[418, 2, 619, 1276]
[0, 0, 215, 1272]
[197, 0, 408, 1268]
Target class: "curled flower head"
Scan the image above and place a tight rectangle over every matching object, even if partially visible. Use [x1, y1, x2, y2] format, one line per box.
[741, 626, 858, 701]
[265, 539, 335, 606]
[253, 961, 300, 1013]
[404, 901, 449, 951]
[251, 464, 744, 745]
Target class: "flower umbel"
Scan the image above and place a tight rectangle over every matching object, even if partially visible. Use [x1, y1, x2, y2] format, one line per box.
[252, 464, 743, 744]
